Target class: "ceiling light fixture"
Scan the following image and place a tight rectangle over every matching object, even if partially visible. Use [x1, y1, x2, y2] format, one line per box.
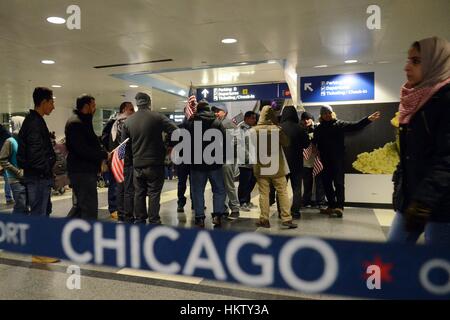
[178, 90, 186, 96]
[161, 108, 167, 110]
[222, 38, 237, 44]
[41, 60, 55, 65]
[51, 85, 62, 88]
[267, 60, 277, 64]
[345, 60, 358, 64]
[129, 85, 139, 88]
[314, 65, 328, 68]
[47, 17, 66, 24]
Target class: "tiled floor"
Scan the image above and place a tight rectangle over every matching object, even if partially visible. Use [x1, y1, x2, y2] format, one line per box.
[0, 179, 394, 300]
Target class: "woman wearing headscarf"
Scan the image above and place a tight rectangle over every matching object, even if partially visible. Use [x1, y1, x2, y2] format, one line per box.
[389, 37, 450, 245]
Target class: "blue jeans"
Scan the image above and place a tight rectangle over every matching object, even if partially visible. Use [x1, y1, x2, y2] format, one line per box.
[3, 173, 13, 201]
[25, 177, 53, 217]
[388, 212, 450, 246]
[190, 168, 226, 219]
[10, 182, 28, 215]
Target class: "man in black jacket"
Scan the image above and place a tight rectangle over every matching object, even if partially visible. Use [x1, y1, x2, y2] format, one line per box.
[65, 95, 109, 220]
[17, 87, 56, 217]
[123, 92, 178, 224]
[314, 105, 380, 217]
[280, 106, 310, 219]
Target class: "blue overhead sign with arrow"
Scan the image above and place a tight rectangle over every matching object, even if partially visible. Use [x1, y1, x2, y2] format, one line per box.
[300, 72, 375, 103]
[197, 83, 291, 102]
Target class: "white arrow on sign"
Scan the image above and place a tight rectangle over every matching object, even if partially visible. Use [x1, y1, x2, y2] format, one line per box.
[304, 83, 314, 92]
[202, 89, 209, 98]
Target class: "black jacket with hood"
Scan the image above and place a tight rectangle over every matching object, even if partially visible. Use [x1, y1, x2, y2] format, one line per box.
[184, 103, 226, 171]
[65, 110, 108, 174]
[17, 110, 56, 179]
[393, 84, 450, 222]
[280, 106, 310, 173]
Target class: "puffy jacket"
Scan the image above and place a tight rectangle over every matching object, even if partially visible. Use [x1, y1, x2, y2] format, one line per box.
[393, 84, 450, 222]
[184, 105, 226, 171]
[17, 110, 56, 179]
[252, 106, 290, 178]
[123, 108, 178, 168]
[314, 117, 371, 162]
[280, 106, 310, 173]
[65, 110, 108, 174]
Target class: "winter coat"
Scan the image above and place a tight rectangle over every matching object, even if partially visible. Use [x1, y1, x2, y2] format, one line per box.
[280, 106, 310, 173]
[17, 110, 56, 179]
[393, 84, 450, 222]
[65, 110, 108, 174]
[252, 106, 290, 178]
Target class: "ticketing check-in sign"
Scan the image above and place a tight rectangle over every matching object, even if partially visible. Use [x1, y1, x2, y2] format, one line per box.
[300, 72, 375, 103]
[197, 83, 291, 103]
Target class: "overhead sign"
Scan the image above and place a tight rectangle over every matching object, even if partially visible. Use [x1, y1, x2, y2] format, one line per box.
[197, 83, 291, 102]
[1, 213, 450, 299]
[300, 72, 375, 103]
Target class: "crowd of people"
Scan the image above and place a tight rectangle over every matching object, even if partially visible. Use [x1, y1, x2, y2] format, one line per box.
[0, 36, 448, 265]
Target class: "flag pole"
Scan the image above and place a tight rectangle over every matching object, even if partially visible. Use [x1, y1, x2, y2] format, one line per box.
[111, 138, 129, 153]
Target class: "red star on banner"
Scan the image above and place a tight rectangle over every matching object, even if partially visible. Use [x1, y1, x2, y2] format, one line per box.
[362, 256, 394, 282]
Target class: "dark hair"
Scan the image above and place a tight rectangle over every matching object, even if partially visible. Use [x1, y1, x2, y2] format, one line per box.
[76, 95, 95, 110]
[244, 111, 256, 118]
[33, 87, 53, 107]
[119, 102, 132, 113]
[412, 41, 421, 52]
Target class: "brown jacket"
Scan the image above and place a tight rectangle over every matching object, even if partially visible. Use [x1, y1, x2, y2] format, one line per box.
[252, 106, 290, 178]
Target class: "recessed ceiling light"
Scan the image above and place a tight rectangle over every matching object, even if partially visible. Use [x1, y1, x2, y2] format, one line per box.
[345, 60, 358, 64]
[267, 60, 277, 64]
[129, 85, 139, 88]
[222, 38, 237, 44]
[378, 61, 391, 64]
[47, 17, 66, 24]
[314, 65, 328, 68]
[52, 85, 62, 88]
[41, 60, 55, 65]
[238, 62, 248, 65]
[161, 108, 167, 110]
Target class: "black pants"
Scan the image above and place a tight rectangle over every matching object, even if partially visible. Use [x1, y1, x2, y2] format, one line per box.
[67, 172, 98, 220]
[238, 167, 256, 205]
[116, 166, 135, 223]
[321, 158, 345, 209]
[269, 172, 302, 214]
[134, 166, 165, 224]
[302, 168, 326, 205]
[176, 164, 192, 209]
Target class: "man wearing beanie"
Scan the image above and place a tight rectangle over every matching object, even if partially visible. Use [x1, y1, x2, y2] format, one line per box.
[314, 105, 381, 217]
[123, 92, 178, 224]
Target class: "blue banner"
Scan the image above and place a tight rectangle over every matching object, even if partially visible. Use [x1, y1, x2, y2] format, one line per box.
[197, 83, 291, 103]
[300, 72, 375, 103]
[0, 213, 449, 299]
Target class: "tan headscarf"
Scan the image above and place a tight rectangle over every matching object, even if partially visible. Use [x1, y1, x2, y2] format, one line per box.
[416, 37, 450, 89]
[399, 37, 450, 124]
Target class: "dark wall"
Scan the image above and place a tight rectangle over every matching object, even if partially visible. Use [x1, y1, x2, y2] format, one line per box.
[304, 103, 399, 173]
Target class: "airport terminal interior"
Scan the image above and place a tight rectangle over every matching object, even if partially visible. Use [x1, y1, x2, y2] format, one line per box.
[0, 0, 449, 301]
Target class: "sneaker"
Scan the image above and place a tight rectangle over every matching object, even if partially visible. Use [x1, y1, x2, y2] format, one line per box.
[32, 256, 60, 264]
[177, 207, 185, 213]
[331, 208, 344, 218]
[247, 202, 257, 209]
[228, 211, 240, 220]
[240, 204, 250, 212]
[6, 199, 15, 205]
[110, 211, 119, 220]
[320, 207, 335, 215]
[256, 219, 271, 228]
[212, 215, 222, 226]
[194, 218, 205, 228]
[281, 221, 298, 229]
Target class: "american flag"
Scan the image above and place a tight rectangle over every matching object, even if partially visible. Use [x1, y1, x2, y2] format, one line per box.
[313, 155, 323, 177]
[303, 143, 313, 161]
[111, 138, 129, 183]
[185, 85, 197, 120]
